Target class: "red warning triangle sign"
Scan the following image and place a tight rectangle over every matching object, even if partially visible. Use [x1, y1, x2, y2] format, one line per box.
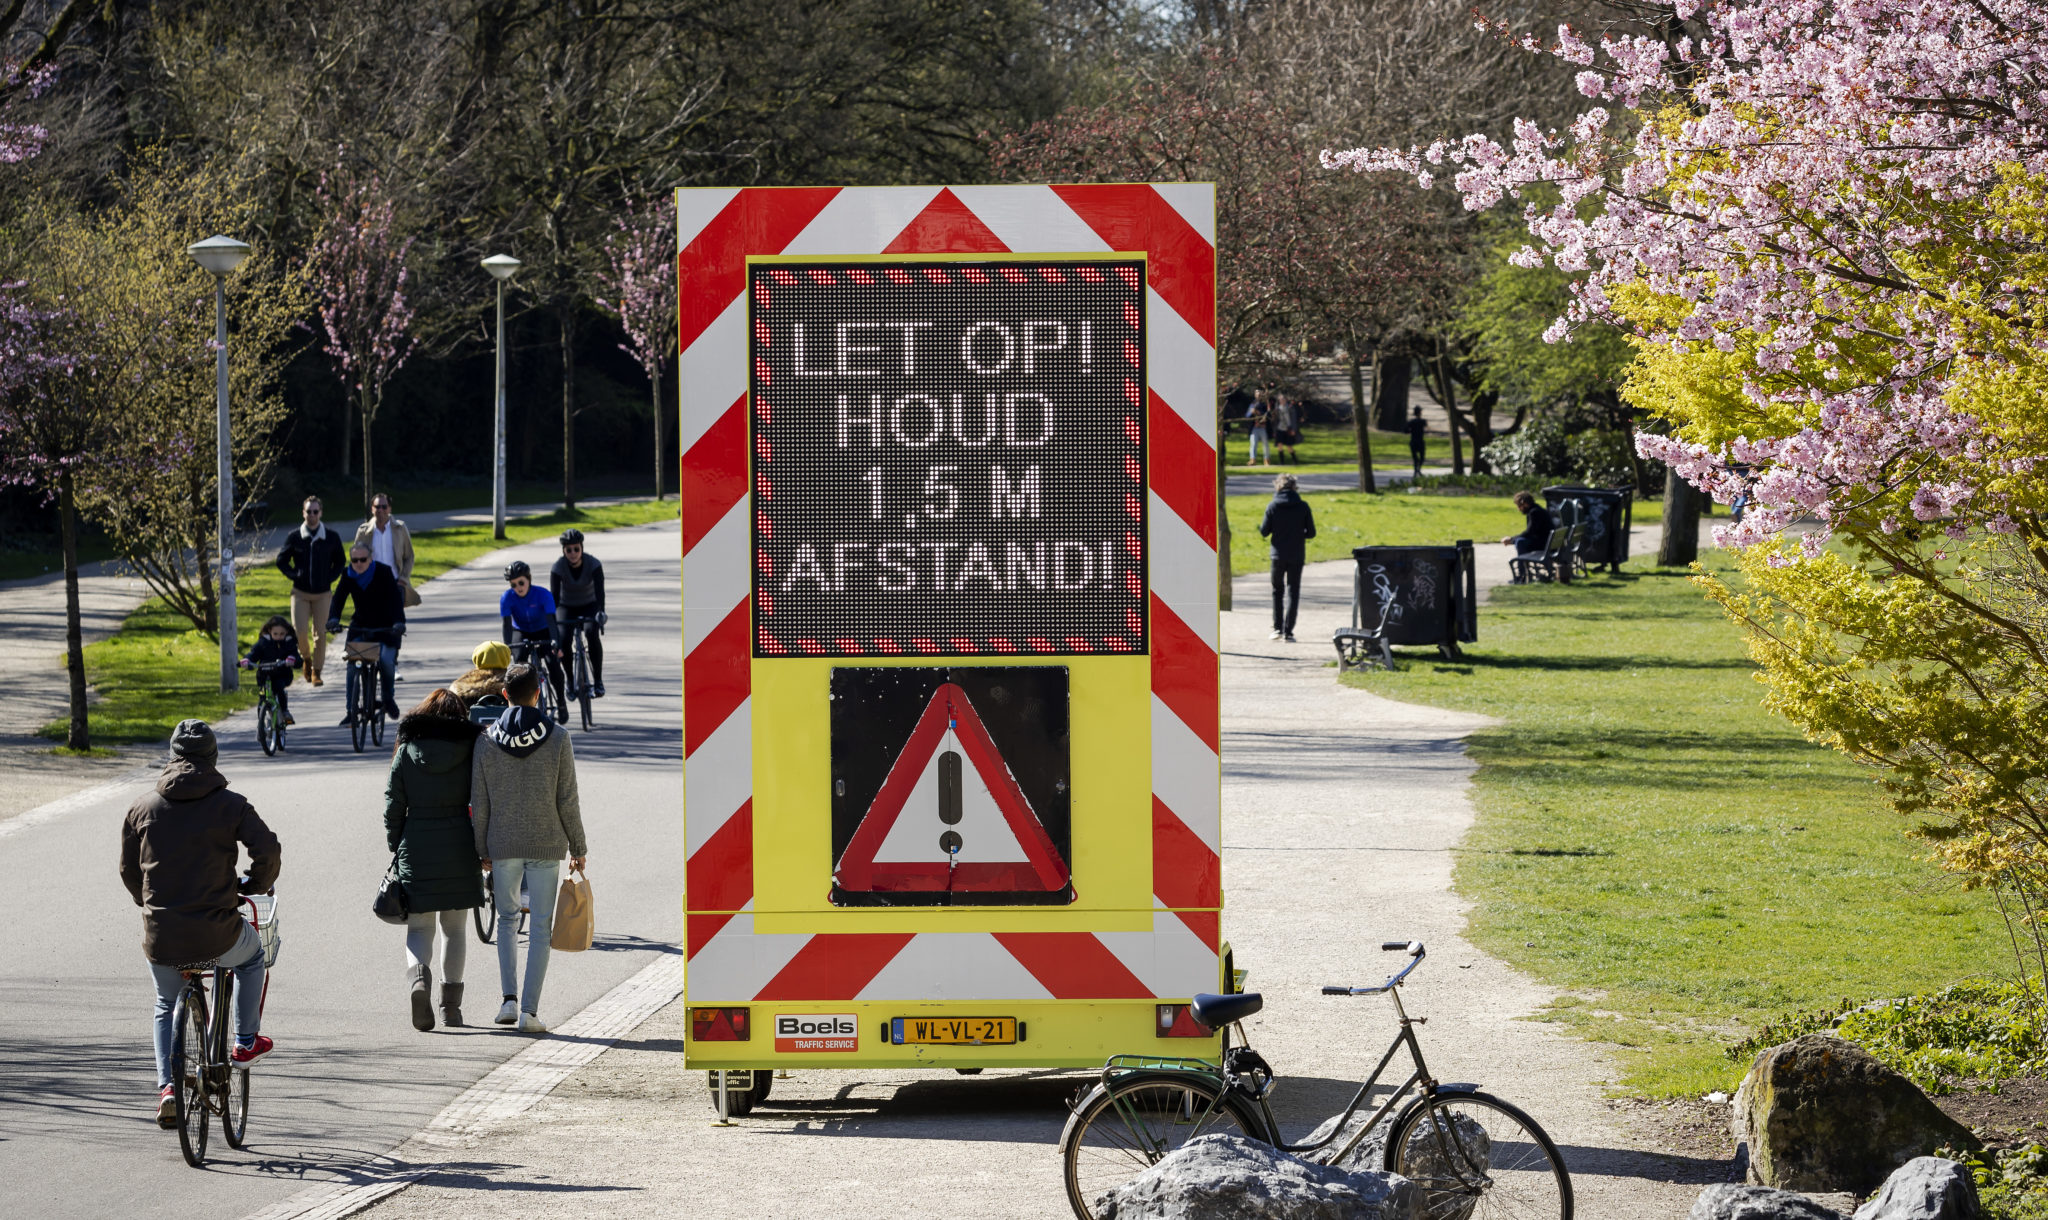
[835, 682, 1068, 895]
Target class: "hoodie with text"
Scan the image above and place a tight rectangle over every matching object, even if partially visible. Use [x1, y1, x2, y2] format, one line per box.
[471, 704, 587, 861]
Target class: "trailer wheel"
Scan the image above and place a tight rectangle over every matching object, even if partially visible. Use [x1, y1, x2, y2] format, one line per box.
[954, 1068, 984, 1075]
[706, 1070, 771, 1117]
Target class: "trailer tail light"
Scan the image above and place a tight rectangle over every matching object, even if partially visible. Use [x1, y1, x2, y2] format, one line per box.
[1155, 1005, 1213, 1037]
[692, 1007, 751, 1041]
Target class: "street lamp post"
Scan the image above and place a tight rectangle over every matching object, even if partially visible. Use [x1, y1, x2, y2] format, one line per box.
[188, 235, 253, 693]
[482, 254, 521, 541]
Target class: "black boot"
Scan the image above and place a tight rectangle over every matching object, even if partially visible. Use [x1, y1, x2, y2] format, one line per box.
[440, 982, 465, 1027]
[408, 964, 434, 1031]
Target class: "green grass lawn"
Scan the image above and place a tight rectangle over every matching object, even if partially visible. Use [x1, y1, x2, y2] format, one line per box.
[296, 475, 657, 518]
[1225, 490, 1668, 579]
[1342, 556, 2012, 1097]
[49, 499, 677, 747]
[1224, 421, 1457, 474]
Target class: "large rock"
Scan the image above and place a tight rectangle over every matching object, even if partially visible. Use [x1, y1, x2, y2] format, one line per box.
[1303, 1105, 1490, 1220]
[1732, 1035, 1980, 1194]
[1689, 1184, 1845, 1219]
[1097, 1133, 1421, 1220]
[1852, 1157, 1982, 1220]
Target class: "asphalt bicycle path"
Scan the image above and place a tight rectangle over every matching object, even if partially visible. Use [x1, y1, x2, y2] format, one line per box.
[0, 519, 685, 1220]
[350, 524, 1752, 1220]
[0, 498, 646, 824]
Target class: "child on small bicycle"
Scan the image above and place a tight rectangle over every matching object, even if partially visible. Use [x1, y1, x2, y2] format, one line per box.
[238, 616, 302, 726]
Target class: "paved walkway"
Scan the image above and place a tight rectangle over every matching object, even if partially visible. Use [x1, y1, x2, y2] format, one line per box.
[347, 523, 1745, 1220]
[0, 498, 643, 822]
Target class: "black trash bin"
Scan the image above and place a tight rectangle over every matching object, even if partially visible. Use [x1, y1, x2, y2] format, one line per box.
[1542, 485, 1634, 573]
[1344, 543, 1476, 662]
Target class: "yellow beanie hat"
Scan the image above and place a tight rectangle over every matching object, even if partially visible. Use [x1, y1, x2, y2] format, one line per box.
[471, 640, 512, 670]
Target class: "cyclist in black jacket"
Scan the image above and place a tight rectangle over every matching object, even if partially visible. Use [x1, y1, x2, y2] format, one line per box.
[550, 529, 607, 697]
[327, 544, 407, 722]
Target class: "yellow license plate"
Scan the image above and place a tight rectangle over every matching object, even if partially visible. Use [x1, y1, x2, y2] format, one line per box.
[891, 1016, 1017, 1045]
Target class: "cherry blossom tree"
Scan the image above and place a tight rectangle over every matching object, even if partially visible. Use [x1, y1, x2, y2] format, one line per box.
[596, 194, 678, 501]
[309, 151, 416, 512]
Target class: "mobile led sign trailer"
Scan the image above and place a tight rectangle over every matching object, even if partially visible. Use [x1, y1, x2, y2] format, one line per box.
[679, 185, 1221, 1082]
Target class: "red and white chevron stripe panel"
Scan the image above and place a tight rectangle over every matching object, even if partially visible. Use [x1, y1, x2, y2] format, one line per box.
[679, 184, 1218, 1002]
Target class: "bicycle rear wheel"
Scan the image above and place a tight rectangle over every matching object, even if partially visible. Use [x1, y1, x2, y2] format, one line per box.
[173, 988, 210, 1166]
[1386, 1091, 1572, 1220]
[474, 881, 496, 944]
[1061, 1073, 1267, 1220]
[258, 699, 278, 756]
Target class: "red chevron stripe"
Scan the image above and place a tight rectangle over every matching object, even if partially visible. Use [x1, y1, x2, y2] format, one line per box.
[1150, 596, 1219, 753]
[681, 394, 747, 554]
[754, 933, 916, 1001]
[1175, 910, 1220, 949]
[884, 188, 1010, 254]
[1050, 185, 1215, 346]
[686, 911, 737, 960]
[1152, 795, 1220, 910]
[1149, 389, 1217, 547]
[994, 933, 1153, 999]
[684, 600, 750, 758]
[677, 187, 839, 354]
[687, 800, 752, 903]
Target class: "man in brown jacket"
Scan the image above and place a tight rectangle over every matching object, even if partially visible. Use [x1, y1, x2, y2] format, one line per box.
[121, 720, 283, 1127]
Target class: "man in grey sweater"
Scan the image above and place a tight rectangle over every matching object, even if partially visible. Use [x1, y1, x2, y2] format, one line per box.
[473, 663, 588, 1033]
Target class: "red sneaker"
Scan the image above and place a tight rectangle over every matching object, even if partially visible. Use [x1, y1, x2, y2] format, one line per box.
[157, 1084, 178, 1128]
[230, 1035, 273, 1065]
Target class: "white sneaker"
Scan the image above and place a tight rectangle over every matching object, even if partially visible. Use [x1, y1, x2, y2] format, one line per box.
[495, 999, 518, 1026]
[1268, 629, 1284, 640]
[518, 1012, 548, 1034]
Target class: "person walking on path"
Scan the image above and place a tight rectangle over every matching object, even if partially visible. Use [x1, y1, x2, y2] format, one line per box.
[356, 493, 418, 682]
[472, 663, 587, 1034]
[275, 496, 347, 686]
[1407, 406, 1428, 478]
[1245, 392, 1273, 467]
[1258, 473, 1317, 643]
[328, 543, 407, 722]
[385, 689, 486, 1031]
[1271, 394, 1300, 465]
[120, 720, 282, 1127]
[1502, 490, 1553, 556]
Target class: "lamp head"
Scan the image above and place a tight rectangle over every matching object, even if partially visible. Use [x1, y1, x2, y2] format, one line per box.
[187, 235, 252, 277]
[482, 254, 522, 282]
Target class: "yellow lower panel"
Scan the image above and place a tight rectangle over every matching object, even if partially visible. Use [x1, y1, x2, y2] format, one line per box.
[683, 999, 1221, 1070]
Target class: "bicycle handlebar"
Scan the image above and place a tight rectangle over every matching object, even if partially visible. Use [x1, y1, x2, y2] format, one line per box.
[1323, 941, 1426, 996]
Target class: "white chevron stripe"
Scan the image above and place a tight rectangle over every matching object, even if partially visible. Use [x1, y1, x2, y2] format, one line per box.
[685, 698, 752, 853]
[677, 297, 746, 456]
[685, 914, 811, 1000]
[1151, 183, 1216, 246]
[676, 186, 743, 254]
[1098, 916, 1220, 998]
[856, 933, 1057, 1002]
[948, 185, 1116, 254]
[1148, 493, 1218, 651]
[1148, 287, 1216, 443]
[683, 497, 749, 655]
[780, 186, 944, 256]
[1151, 695, 1219, 854]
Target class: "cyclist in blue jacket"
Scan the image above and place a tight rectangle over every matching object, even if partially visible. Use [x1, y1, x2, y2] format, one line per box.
[499, 561, 566, 723]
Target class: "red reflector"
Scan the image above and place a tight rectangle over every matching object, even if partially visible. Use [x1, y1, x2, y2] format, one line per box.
[692, 1007, 751, 1041]
[1156, 1004, 1213, 1038]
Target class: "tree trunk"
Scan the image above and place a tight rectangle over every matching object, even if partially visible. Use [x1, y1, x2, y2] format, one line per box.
[560, 306, 577, 510]
[360, 385, 375, 514]
[1658, 468, 1701, 566]
[193, 478, 218, 637]
[1372, 353, 1410, 432]
[341, 384, 354, 477]
[1216, 401, 1232, 611]
[1436, 352, 1470, 475]
[651, 366, 665, 501]
[1348, 351, 1378, 494]
[59, 471, 89, 751]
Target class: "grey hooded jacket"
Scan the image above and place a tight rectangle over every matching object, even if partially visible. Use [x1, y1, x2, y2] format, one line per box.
[471, 704, 587, 861]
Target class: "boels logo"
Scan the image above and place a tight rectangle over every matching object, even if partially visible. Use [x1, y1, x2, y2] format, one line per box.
[774, 1013, 859, 1053]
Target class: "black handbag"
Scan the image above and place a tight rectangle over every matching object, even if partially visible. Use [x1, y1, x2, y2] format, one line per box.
[372, 857, 409, 925]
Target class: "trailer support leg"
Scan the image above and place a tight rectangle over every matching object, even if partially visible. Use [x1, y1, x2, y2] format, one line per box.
[712, 1071, 735, 1127]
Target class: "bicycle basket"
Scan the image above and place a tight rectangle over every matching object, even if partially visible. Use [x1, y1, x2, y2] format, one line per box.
[244, 893, 282, 967]
[344, 639, 382, 663]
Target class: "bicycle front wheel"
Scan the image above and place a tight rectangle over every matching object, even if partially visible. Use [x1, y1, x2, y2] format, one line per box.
[1386, 1091, 1572, 1220]
[371, 703, 385, 747]
[350, 667, 369, 753]
[215, 970, 248, 1148]
[222, 1068, 250, 1147]
[575, 643, 593, 731]
[1062, 1073, 1267, 1220]
[173, 990, 210, 1166]
[258, 700, 278, 756]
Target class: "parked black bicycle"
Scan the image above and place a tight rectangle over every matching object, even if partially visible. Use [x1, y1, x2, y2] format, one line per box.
[1059, 941, 1572, 1220]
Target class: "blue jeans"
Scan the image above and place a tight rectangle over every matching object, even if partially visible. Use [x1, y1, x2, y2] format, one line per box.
[149, 920, 263, 1088]
[493, 858, 559, 1014]
[1248, 427, 1270, 463]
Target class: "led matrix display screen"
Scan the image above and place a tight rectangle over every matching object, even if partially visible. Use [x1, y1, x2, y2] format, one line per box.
[749, 258, 1148, 657]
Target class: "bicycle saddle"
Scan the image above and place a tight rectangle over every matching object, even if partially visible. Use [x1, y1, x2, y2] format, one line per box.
[1190, 992, 1262, 1028]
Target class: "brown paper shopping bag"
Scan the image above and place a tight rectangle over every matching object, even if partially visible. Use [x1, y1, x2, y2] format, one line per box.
[551, 868, 595, 952]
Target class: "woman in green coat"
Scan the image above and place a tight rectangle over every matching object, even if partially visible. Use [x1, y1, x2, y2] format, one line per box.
[386, 688, 485, 1030]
